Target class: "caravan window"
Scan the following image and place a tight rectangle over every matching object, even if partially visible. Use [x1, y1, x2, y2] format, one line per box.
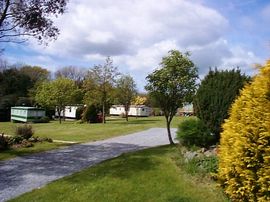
[142, 108, 145, 111]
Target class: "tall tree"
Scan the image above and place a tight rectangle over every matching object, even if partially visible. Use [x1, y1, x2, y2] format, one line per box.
[19, 65, 50, 83]
[0, 67, 33, 120]
[35, 78, 78, 123]
[116, 75, 137, 121]
[0, 0, 68, 44]
[193, 68, 250, 141]
[83, 57, 119, 123]
[145, 50, 198, 144]
[55, 66, 86, 86]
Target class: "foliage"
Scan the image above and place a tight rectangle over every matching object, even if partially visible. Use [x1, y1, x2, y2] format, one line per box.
[115, 75, 137, 121]
[133, 95, 147, 105]
[178, 153, 218, 176]
[82, 105, 101, 123]
[177, 117, 215, 148]
[0, 0, 67, 44]
[9, 135, 24, 144]
[19, 65, 50, 83]
[145, 50, 198, 144]
[15, 124, 34, 140]
[151, 108, 163, 116]
[0, 134, 10, 151]
[35, 77, 78, 123]
[75, 106, 85, 120]
[194, 68, 249, 141]
[218, 61, 270, 201]
[55, 66, 86, 86]
[83, 57, 119, 123]
[0, 68, 32, 97]
[0, 66, 50, 120]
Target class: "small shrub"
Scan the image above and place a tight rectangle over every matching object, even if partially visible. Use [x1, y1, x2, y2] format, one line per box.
[9, 135, 24, 144]
[183, 156, 218, 175]
[20, 139, 33, 148]
[15, 124, 34, 140]
[75, 106, 84, 120]
[0, 134, 10, 150]
[176, 148, 218, 176]
[82, 105, 101, 123]
[177, 117, 215, 148]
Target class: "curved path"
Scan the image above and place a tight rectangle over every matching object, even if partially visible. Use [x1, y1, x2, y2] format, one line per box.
[0, 128, 177, 202]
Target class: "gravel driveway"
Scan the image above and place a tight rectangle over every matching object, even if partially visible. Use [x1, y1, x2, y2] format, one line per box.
[0, 128, 177, 202]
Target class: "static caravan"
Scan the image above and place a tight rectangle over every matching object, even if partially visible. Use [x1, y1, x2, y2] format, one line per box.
[178, 104, 194, 116]
[11, 107, 45, 122]
[55, 105, 83, 119]
[110, 105, 151, 117]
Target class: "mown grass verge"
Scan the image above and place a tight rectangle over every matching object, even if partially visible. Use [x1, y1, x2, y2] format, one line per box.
[9, 146, 228, 202]
[0, 116, 183, 160]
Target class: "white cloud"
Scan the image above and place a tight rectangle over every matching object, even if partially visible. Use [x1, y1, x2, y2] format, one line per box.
[31, 0, 228, 60]
[14, 0, 264, 91]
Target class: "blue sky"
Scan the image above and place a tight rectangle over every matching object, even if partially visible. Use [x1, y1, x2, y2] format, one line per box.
[2, 0, 270, 91]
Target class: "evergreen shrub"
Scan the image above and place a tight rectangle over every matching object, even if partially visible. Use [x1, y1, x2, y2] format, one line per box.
[15, 124, 34, 140]
[218, 61, 270, 201]
[177, 117, 215, 148]
[194, 68, 249, 141]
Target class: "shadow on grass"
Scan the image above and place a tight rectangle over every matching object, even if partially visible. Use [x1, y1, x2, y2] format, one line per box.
[65, 145, 174, 184]
[107, 119, 162, 125]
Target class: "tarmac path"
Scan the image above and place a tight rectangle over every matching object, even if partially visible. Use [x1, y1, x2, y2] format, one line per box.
[0, 128, 177, 201]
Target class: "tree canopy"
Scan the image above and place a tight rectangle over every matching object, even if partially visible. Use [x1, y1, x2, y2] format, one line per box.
[83, 57, 119, 123]
[35, 77, 78, 123]
[145, 50, 198, 144]
[0, 0, 68, 44]
[115, 74, 137, 121]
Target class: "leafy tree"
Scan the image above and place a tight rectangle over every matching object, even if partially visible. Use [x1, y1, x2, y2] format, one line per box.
[0, 0, 68, 44]
[116, 75, 137, 121]
[218, 61, 270, 201]
[83, 57, 119, 123]
[193, 68, 250, 141]
[145, 50, 198, 144]
[55, 66, 86, 86]
[35, 78, 78, 123]
[0, 68, 32, 97]
[20, 65, 50, 83]
[0, 67, 33, 120]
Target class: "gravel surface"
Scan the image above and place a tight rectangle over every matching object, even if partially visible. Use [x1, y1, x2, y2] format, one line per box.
[0, 128, 177, 202]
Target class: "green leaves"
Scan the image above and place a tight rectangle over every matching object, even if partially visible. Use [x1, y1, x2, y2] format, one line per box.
[194, 68, 250, 140]
[145, 50, 198, 117]
[145, 50, 198, 144]
[35, 78, 78, 108]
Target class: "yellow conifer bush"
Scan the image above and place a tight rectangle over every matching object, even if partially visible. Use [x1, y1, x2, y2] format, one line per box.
[218, 60, 270, 202]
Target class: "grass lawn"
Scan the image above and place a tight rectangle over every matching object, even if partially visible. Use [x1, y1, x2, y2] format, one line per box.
[9, 146, 228, 202]
[0, 116, 182, 142]
[0, 142, 71, 161]
[0, 116, 183, 160]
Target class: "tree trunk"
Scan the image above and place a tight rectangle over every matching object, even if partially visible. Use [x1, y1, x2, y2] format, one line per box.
[57, 108, 62, 124]
[165, 116, 174, 145]
[102, 102, 106, 124]
[125, 110, 128, 121]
